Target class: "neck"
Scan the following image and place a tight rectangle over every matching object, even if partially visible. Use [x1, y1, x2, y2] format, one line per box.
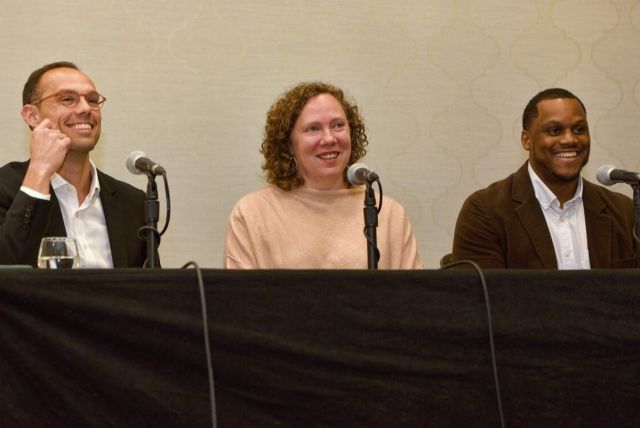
[548, 179, 578, 208]
[58, 152, 93, 204]
[302, 177, 349, 191]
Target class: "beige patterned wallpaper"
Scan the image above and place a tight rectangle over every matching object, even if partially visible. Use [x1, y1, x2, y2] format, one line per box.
[2, 0, 639, 268]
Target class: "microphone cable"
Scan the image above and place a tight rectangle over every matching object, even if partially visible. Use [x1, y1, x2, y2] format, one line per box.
[157, 171, 171, 236]
[138, 171, 171, 240]
[374, 178, 383, 213]
[440, 259, 505, 428]
[181, 261, 217, 428]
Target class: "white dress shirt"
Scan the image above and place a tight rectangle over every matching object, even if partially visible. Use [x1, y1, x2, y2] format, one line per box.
[20, 161, 113, 268]
[528, 163, 590, 269]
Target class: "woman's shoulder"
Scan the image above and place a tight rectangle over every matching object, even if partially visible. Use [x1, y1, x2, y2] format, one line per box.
[241, 184, 285, 199]
[379, 194, 408, 214]
[233, 185, 282, 208]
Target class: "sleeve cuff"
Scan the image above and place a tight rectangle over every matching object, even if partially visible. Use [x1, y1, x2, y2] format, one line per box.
[20, 186, 51, 201]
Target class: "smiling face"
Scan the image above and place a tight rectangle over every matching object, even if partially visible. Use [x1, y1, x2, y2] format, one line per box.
[29, 67, 102, 152]
[521, 97, 590, 191]
[289, 93, 352, 190]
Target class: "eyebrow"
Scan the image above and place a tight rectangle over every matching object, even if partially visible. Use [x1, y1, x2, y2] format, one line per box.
[58, 89, 99, 93]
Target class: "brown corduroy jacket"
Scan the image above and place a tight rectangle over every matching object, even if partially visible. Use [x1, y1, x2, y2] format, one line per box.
[451, 162, 637, 269]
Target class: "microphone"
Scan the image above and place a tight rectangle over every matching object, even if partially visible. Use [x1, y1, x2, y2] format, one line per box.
[126, 151, 166, 176]
[347, 163, 379, 186]
[596, 164, 640, 186]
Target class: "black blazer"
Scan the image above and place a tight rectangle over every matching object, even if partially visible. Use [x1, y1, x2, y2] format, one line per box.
[0, 161, 146, 267]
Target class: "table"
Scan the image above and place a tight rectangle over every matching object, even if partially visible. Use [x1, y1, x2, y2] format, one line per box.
[1, 269, 639, 427]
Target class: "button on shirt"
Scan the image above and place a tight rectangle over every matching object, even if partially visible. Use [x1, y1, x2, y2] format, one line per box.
[21, 161, 113, 268]
[528, 163, 590, 269]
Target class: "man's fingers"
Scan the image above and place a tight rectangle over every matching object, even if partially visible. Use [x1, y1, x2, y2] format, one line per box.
[33, 118, 52, 131]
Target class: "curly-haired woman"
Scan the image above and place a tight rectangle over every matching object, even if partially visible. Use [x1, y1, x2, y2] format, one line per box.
[224, 82, 422, 269]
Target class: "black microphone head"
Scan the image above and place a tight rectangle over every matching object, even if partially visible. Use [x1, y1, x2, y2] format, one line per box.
[596, 164, 616, 186]
[126, 151, 146, 175]
[347, 163, 368, 186]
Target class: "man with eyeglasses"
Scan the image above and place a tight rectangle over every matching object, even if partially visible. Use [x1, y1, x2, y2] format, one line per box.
[0, 61, 147, 267]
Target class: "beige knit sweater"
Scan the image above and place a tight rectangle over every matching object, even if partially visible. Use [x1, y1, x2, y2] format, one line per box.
[224, 185, 422, 269]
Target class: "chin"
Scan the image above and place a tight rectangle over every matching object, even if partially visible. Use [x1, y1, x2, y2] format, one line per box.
[70, 142, 98, 152]
[552, 170, 582, 182]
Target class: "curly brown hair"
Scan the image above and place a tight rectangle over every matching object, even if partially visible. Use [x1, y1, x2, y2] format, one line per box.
[260, 82, 368, 190]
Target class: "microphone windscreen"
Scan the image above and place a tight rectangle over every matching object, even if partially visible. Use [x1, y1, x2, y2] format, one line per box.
[596, 164, 615, 186]
[347, 163, 368, 186]
[126, 151, 146, 175]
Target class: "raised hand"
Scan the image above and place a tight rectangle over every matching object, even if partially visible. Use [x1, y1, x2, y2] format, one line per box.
[22, 119, 71, 194]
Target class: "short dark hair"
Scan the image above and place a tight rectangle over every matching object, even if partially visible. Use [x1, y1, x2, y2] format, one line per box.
[22, 61, 79, 105]
[522, 88, 587, 131]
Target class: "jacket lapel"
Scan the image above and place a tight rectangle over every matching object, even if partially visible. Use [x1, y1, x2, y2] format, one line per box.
[98, 171, 127, 267]
[582, 181, 611, 268]
[512, 163, 558, 268]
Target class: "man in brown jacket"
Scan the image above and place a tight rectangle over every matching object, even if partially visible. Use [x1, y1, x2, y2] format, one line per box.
[451, 88, 636, 269]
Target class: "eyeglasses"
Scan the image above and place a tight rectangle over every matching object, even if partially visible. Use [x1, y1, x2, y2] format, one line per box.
[31, 90, 107, 110]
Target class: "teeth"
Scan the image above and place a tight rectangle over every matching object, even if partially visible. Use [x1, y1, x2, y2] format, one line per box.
[318, 152, 338, 160]
[70, 123, 92, 130]
[556, 152, 577, 158]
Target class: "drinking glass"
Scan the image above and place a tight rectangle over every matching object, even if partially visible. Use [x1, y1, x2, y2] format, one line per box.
[37, 237, 80, 269]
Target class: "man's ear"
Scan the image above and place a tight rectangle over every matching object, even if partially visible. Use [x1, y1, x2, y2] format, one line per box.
[521, 130, 531, 151]
[21, 105, 40, 129]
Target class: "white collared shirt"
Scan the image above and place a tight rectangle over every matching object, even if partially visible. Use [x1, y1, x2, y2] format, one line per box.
[21, 161, 113, 268]
[528, 162, 590, 269]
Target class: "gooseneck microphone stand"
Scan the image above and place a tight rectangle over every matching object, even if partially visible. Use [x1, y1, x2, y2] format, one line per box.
[349, 163, 382, 269]
[144, 174, 160, 269]
[126, 151, 170, 269]
[364, 181, 379, 269]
